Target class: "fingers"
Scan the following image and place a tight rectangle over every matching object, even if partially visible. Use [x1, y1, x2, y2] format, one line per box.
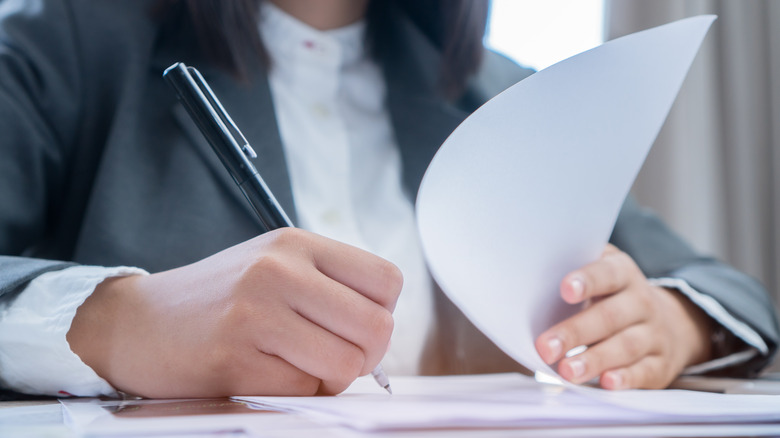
[556, 324, 653, 384]
[221, 351, 321, 397]
[96, 231, 402, 398]
[536, 290, 648, 364]
[263, 229, 395, 376]
[219, 229, 401, 395]
[257, 309, 367, 395]
[560, 245, 639, 304]
[305, 231, 404, 311]
[600, 356, 669, 390]
[536, 245, 680, 390]
[261, 229, 403, 312]
[289, 275, 394, 375]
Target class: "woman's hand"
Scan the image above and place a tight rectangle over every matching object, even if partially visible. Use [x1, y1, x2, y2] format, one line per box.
[535, 244, 714, 390]
[67, 228, 402, 398]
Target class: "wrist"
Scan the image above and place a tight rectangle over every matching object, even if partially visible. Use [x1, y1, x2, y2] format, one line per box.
[661, 286, 715, 366]
[66, 274, 143, 391]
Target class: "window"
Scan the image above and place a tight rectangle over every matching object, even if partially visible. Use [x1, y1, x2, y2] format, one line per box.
[486, 0, 605, 71]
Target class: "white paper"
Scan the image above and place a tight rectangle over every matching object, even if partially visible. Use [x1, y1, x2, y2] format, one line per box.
[237, 375, 654, 431]
[236, 374, 780, 431]
[416, 15, 716, 377]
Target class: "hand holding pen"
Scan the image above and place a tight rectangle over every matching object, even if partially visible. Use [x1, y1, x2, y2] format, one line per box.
[71, 226, 401, 397]
[163, 62, 395, 394]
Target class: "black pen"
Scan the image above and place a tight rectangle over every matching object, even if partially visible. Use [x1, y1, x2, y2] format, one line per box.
[163, 62, 392, 394]
[163, 62, 292, 230]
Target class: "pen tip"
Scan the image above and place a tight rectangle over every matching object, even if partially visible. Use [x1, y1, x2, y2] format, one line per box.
[384, 385, 392, 395]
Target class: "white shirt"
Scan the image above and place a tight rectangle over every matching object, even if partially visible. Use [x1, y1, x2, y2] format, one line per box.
[258, 2, 434, 375]
[0, 4, 765, 396]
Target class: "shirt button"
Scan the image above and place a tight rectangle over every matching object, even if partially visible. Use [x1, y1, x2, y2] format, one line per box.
[321, 209, 342, 226]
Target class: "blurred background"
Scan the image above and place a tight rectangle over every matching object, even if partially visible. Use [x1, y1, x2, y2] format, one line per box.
[487, 1, 780, 340]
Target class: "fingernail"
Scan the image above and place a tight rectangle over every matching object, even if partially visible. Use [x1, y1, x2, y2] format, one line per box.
[546, 337, 562, 361]
[604, 371, 623, 390]
[570, 277, 584, 301]
[567, 359, 585, 379]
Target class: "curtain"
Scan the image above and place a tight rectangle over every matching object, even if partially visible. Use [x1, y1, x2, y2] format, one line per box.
[605, 0, 780, 312]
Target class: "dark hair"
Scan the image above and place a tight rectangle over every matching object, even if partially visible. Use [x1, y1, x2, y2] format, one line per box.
[159, 0, 489, 98]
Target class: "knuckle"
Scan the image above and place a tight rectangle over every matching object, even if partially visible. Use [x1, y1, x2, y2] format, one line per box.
[223, 300, 256, 330]
[248, 253, 294, 285]
[611, 248, 631, 265]
[367, 309, 395, 343]
[336, 346, 365, 384]
[614, 250, 641, 281]
[626, 358, 667, 390]
[601, 258, 622, 289]
[265, 227, 307, 251]
[634, 285, 657, 311]
[640, 361, 665, 389]
[257, 322, 289, 357]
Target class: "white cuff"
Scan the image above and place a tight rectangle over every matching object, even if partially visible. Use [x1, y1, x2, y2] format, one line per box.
[0, 265, 148, 397]
[649, 277, 767, 374]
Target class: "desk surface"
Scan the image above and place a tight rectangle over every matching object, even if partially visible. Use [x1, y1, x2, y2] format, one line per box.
[2, 374, 780, 438]
[2, 398, 780, 438]
[0, 399, 58, 409]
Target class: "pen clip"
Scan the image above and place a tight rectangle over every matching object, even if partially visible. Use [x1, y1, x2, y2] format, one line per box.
[187, 67, 256, 159]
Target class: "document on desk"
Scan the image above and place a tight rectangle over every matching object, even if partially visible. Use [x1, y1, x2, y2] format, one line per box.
[238, 15, 780, 432]
[236, 374, 780, 431]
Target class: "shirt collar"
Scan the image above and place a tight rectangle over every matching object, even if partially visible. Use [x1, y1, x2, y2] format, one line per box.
[259, 1, 367, 69]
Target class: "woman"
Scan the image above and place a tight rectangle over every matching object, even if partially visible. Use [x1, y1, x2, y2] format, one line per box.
[0, 0, 776, 399]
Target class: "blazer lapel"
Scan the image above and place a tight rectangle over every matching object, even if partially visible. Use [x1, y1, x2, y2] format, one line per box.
[151, 28, 297, 230]
[382, 11, 472, 200]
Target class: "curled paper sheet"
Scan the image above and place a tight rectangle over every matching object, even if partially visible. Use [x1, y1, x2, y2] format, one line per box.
[416, 15, 716, 378]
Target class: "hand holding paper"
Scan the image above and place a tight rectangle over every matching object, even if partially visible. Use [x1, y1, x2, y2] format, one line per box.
[535, 244, 714, 389]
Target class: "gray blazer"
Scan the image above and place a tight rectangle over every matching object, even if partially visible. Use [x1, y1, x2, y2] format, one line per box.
[0, 0, 777, 395]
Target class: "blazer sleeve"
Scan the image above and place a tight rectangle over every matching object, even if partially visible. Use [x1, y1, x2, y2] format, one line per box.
[610, 196, 780, 376]
[0, 0, 84, 300]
